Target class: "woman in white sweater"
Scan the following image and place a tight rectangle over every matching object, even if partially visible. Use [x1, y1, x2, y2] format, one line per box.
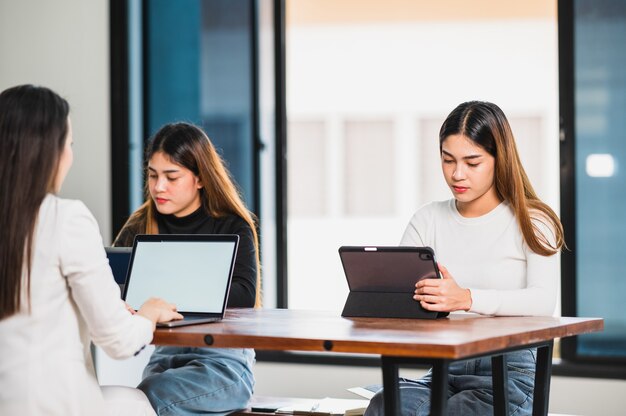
[0, 84, 183, 415]
[365, 101, 565, 416]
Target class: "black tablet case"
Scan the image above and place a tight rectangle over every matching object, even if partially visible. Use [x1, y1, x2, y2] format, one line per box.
[339, 246, 448, 319]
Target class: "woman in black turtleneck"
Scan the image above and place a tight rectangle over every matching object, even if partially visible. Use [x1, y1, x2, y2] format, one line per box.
[114, 122, 260, 415]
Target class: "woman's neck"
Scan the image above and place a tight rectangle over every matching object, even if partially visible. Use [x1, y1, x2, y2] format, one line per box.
[455, 191, 502, 218]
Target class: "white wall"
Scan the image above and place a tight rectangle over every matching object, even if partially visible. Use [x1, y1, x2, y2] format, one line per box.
[0, 0, 112, 242]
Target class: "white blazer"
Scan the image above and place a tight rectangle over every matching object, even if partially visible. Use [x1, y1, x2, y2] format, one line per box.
[0, 195, 153, 415]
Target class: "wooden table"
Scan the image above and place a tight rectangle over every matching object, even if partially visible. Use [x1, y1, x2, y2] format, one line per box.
[153, 308, 603, 416]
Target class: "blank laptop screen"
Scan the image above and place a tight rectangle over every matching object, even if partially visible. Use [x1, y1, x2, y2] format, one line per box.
[124, 239, 237, 313]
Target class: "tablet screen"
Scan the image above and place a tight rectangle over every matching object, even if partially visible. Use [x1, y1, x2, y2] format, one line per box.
[339, 246, 440, 292]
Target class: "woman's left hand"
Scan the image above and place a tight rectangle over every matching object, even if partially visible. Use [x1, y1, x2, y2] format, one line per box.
[413, 263, 472, 312]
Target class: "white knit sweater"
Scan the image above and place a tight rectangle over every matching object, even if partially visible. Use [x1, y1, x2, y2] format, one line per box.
[400, 199, 559, 316]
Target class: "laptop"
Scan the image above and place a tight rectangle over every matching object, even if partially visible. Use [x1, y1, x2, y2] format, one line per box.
[338, 246, 448, 319]
[105, 247, 132, 289]
[121, 234, 239, 327]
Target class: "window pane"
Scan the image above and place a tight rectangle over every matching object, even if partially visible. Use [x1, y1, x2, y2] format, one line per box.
[418, 118, 449, 205]
[288, 121, 328, 216]
[344, 120, 395, 216]
[574, 0, 626, 358]
[146, 0, 255, 206]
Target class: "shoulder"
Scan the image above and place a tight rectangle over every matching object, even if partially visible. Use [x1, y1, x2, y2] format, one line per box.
[38, 195, 105, 258]
[408, 199, 453, 223]
[404, 199, 453, 233]
[40, 194, 95, 225]
[114, 215, 145, 247]
[35, 195, 98, 254]
[42, 193, 87, 211]
[214, 214, 253, 234]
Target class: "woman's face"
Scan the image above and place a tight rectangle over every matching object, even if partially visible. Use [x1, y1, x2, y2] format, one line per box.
[54, 117, 73, 192]
[148, 151, 202, 217]
[441, 134, 499, 217]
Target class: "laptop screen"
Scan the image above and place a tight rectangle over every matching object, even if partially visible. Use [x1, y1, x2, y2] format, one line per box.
[122, 235, 239, 314]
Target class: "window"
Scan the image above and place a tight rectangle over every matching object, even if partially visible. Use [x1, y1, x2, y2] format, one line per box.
[288, 120, 328, 217]
[285, 0, 560, 312]
[146, 0, 258, 208]
[110, 0, 260, 238]
[344, 120, 395, 216]
[560, 0, 626, 363]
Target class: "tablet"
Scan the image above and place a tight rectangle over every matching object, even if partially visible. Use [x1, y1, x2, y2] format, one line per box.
[338, 246, 448, 319]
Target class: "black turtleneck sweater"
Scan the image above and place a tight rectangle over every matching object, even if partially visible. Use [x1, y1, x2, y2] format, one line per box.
[114, 207, 257, 307]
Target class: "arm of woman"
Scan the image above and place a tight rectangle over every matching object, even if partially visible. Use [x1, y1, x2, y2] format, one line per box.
[226, 219, 257, 307]
[468, 218, 559, 316]
[468, 253, 559, 316]
[59, 200, 177, 358]
[413, 253, 558, 316]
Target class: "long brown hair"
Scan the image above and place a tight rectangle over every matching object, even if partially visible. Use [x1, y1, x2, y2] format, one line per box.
[119, 122, 262, 306]
[439, 101, 564, 256]
[0, 85, 70, 319]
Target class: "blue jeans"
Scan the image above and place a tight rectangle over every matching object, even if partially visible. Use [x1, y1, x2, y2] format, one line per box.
[137, 347, 255, 416]
[364, 348, 536, 416]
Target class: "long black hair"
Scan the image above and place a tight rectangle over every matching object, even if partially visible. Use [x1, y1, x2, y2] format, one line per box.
[0, 84, 69, 319]
[439, 101, 564, 255]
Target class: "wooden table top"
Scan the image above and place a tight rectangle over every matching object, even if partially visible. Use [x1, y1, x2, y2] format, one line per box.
[153, 308, 603, 359]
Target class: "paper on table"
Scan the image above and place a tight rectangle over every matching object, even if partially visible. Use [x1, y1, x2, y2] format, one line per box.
[347, 385, 381, 400]
[276, 397, 370, 416]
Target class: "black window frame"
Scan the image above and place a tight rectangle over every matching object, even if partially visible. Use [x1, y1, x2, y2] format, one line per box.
[558, 0, 578, 364]
[110, 0, 132, 237]
[558, 0, 626, 371]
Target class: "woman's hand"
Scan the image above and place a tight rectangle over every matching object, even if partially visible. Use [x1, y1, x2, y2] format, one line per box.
[136, 297, 184, 329]
[413, 264, 472, 312]
[125, 302, 136, 314]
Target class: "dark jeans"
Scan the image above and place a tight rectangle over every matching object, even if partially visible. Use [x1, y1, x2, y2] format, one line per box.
[364, 348, 536, 416]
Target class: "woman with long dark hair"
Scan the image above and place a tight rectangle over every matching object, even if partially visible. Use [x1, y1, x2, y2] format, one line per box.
[0, 84, 182, 415]
[365, 101, 564, 415]
[114, 122, 260, 415]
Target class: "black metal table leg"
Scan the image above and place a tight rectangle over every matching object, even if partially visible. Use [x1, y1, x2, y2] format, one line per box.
[492, 354, 509, 416]
[381, 356, 401, 416]
[379, 341, 553, 416]
[430, 359, 449, 416]
[532, 341, 554, 416]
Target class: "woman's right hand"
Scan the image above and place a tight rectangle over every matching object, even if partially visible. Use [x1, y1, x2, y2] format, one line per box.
[413, 264, 472, 312]
[136, 297, 184, 329]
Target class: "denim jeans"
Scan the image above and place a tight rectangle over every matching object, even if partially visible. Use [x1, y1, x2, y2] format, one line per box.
[137, 346, 255, 416]
[364, 348, 536, 416]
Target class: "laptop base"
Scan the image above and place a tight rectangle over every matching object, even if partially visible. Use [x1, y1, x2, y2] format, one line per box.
[341, 292, 448, 319]
[157, 316, 221, 328]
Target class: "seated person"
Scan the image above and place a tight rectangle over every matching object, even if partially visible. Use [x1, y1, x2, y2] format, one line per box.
[0, 84, 183, 415]
[114, 122, 261, 415]
[365, 101, 564, 416]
